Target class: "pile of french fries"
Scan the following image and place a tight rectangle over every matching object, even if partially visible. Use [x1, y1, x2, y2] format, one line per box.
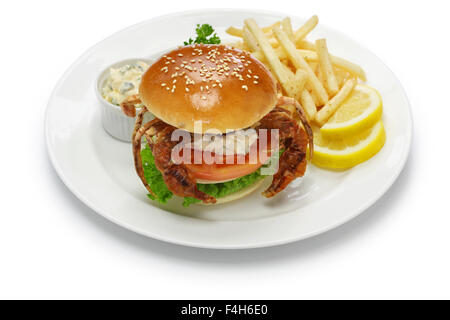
[226, 16, 366, 126]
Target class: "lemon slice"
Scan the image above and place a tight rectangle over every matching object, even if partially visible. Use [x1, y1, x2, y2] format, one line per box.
[312, 121, 386, 169]
[320, 85, 383, 138]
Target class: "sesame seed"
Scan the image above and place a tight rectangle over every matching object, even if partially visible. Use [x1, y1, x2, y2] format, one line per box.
[161, 83, 166, 87]
[173, 79, 177, 84]
[218, 83, 223, 88]
[242, 85, 248, 91]
[178, 53, 183, 57]
[185, 88, 189, 92]
[253, 81, 258, 84]
[201, 96, 207, 100]
[248, 70, 252, 74]
[253, 75, 259, 79]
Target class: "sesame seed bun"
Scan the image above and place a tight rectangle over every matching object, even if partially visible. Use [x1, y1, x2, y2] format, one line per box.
[139, 44, 278, 133]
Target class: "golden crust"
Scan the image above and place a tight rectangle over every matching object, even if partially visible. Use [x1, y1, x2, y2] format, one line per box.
[139, 44, 278, 133]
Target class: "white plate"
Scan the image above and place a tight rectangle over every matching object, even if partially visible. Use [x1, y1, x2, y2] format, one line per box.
[45, 9, 412, 249]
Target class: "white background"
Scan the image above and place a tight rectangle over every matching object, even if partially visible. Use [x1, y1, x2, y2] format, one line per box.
[1, 0, 448, 299]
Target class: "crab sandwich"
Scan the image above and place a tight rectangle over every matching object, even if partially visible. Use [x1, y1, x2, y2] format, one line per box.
[120, 44, 313, 206]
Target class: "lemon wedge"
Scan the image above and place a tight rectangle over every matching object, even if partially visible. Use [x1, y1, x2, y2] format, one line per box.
[312, 121, 386, 169]
[320, 85, 382, 138]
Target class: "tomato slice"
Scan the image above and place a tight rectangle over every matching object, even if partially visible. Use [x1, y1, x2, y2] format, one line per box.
[185, 162, 263, 182]
[183, 136, 273, 182]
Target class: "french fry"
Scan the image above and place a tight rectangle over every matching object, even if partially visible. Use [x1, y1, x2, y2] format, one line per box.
[309, 88, 320, 106]
[335, 68, 351, 87]
[316, 64, 325, 86]
[281, 61, 307, 99]
[298, 49, 366, 81]
[281, 17, 295, 41]
[294, 15, 319, 43]
[263, 21, 281, 33]
[252, 47, 288, 62]
[244, 19, 293, 95]
[281, 64, 298, 97]
[292, 69, 308, 100]
[226, 22, 281, 38]
[308, 61, 318, 72]
[250, 50, 265, 61]
[300, 89, 317, 120]
[316, 39, 339, 96]
[330, 56, 366, 82]
[315, 78, 357, 125]
[243, 26, 260, 52]
[272, 25, 329, 105]
[269, 38, 280, 48]
[225, 41, 249, 51]
[226, 26, 243, 37]
[297, 40, 317, 51]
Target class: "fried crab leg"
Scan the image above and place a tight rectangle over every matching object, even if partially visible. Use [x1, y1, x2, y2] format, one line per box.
[120, 94, 141, 117]
[132, 107, 159, 197]
[144, 121, 216, 204]
[256, 96, 314, 198]
[276, 96, 314, 159]
[124, 95, 216, 204]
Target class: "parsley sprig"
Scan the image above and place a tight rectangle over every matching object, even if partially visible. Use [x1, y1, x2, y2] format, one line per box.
[184, 24, 221, 45]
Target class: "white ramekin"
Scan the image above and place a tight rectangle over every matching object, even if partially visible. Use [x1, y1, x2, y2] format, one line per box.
[95, 58, 154, 142]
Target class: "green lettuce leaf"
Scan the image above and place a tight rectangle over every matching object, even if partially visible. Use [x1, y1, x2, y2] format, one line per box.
[141, 145, 173, 203]
[140, 145, 265, 207]
[182, 168, 264, 206]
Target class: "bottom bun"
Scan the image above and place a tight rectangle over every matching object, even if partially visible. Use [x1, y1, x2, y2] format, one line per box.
[199, 178, 267, 206]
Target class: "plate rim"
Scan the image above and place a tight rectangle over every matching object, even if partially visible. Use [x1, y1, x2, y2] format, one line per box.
[45, 8, 413, 249]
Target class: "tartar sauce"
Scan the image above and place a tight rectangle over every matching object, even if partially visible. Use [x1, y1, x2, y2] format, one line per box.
[102, 61, 149, 105]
